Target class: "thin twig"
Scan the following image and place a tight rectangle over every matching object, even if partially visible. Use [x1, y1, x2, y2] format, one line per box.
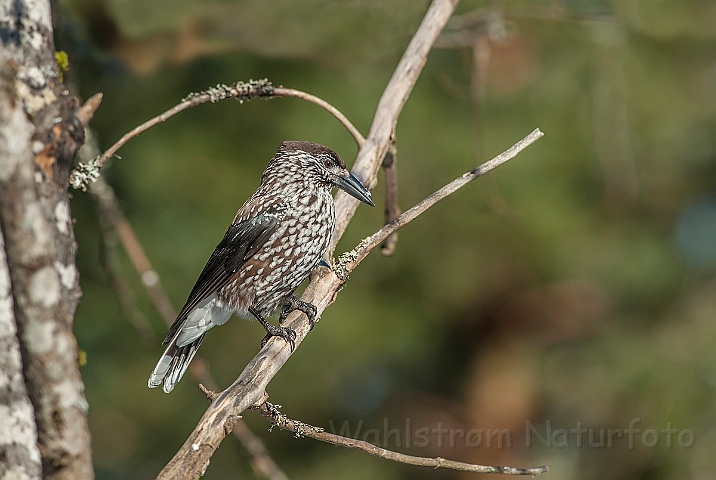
[96, 217, 155, 344]
[90, 177, 178, 323]
[198, 384, 217, 401]
[273, 87, 365, 148]
[252, 400, 547, 476]
[435, 4, 618, 50]
[380, 135, 400, 256]
[342, 129, 543, 272]
[447, 4, 618, 32]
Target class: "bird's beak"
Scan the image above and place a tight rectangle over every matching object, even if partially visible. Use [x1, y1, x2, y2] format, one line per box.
[335, 172, 375, 206]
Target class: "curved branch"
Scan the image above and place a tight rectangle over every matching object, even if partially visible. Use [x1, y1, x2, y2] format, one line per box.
[70, 82, 365, 190]
[273, 87, 365, 148]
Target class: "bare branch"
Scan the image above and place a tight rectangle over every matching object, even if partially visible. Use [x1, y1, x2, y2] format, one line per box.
[90, 177, 178, 323]
[273, 87, 365, 148]
[330, 0, 462, 254]
[70, 82, 365, 191]
[446, 4, 618, 33]
[252, 400, 548, 476]
[96, 226, 155, 344]
[75, 93, 103, 127]
[343, 129, 544, 271]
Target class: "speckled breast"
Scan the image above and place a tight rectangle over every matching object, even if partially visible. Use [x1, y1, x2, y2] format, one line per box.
[219, 190, 335, 316]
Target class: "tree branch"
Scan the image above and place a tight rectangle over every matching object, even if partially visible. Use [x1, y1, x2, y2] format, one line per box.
[251, 400, 547, 476]
[330, 0, 462, 254]
[273, 87, 365, 148]
[339, 129, 543, 273]
[69, 82, 366, 191]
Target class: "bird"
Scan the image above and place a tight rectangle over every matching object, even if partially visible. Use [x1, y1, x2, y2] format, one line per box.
[148, 141, 374, 393]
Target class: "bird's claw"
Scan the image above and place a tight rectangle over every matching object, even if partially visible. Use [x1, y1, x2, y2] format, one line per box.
[260, 326, 296, 350]
[280, 296, 318, 331]
[297, 302, 317, 331]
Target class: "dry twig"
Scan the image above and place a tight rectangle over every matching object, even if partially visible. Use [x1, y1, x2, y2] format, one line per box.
[343, 129, 543, 271]
[252, 400, 547, 476]
[273, 87, 365, 148]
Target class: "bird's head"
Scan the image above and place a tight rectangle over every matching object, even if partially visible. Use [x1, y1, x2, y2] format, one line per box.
[271, 140, 375, 206]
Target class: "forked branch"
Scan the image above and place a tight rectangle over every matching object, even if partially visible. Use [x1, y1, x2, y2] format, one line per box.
[339, 129, 543, 272]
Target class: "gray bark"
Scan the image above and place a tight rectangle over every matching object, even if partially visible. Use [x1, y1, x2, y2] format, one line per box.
[0, 224, 42, 480]
[0, 1, 93, 479]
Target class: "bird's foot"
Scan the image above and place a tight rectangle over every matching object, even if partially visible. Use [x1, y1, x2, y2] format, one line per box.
[260, 324, 296, 350]
[279, 296, 317, 330]
[251, 306, 296, 350]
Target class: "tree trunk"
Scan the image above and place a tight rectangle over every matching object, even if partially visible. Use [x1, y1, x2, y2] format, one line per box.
[0, 1, 93, 478]
[0, 224, 42, 480]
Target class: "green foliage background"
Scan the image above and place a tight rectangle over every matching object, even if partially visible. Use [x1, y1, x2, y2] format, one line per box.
[55, 0, 716, 478]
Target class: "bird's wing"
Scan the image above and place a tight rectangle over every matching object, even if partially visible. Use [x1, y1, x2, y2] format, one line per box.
[163, 202, 287, 344]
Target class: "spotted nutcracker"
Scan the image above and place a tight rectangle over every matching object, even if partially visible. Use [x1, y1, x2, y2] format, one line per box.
[148, 141, 374, 393]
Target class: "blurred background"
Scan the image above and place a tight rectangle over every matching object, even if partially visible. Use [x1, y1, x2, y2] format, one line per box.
[54, 0, 716, 478]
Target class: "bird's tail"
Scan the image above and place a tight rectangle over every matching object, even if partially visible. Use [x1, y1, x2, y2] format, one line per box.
[147, 334, 205, 393]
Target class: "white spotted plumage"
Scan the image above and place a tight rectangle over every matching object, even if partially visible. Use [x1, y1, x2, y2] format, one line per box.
[148, 141, 373, 393]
